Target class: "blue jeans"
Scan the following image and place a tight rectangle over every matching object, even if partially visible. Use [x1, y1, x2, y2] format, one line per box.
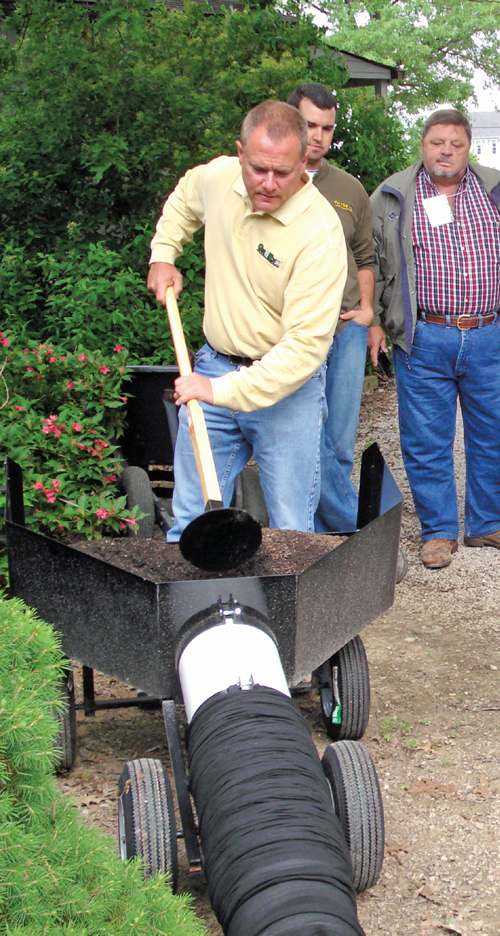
[315, 320, 368, 533]
[167, 344, 326, 540]
[393, 318, 500, 541]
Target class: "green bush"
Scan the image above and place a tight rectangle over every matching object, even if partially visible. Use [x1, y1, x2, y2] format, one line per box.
[0, 0, 410, 362]
[0, 333, 149, 580]
[0, 595, 207, 935]
[0, 238, 204, 362]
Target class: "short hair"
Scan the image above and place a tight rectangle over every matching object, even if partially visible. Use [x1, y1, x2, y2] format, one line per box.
[287, 82, 338, 112]
[422, 109, 471, 145]
[240, 101, 308, 157]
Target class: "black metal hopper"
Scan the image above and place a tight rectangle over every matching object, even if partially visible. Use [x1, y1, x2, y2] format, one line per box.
[5, 444, 402, 700]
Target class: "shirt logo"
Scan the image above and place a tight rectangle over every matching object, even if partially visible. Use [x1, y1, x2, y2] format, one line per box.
[333, 199, 353, 213]
[257, 243, 281, 267]
[388, 211, 398, 221]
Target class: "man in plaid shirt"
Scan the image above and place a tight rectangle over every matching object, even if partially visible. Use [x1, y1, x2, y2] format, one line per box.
[369, 109, 500, 569]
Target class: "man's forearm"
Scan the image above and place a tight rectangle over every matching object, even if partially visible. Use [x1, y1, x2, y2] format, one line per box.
[339, 268, 374, 325]
[357, 268, 375, 311]
[149, 165, 205, 265]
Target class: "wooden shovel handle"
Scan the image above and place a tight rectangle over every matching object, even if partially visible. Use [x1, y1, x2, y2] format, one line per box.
[165, 287, 222, 507]
[165, 286, 193, 377]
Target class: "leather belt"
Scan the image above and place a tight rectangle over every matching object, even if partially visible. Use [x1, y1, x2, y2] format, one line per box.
[208, 342, 255, 367]
[417, 310, 498, 330]
[224, 353, 255, 366]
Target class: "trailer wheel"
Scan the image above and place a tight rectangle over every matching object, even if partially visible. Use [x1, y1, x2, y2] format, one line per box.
[53, 669, 77, 772]
[322, 740, 384, 893]
[118, 758, 178, 891]
[119, 466, 155, 538]
[232, 466, 269, 526]
[318, 635, 370, 741]
[396, 546, 408, 583]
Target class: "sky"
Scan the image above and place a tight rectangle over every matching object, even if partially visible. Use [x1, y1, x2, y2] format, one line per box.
[469, 69, 499, 112]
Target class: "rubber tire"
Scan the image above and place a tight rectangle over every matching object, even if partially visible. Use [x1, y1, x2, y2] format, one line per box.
[53, 670, 77, 773]
[118, 758, 178, 890]
[232, 465, 269, 527]
[322, 740, 385, 893]
[318, 634, 370, 741]
[396, 546, 408, 583]
[119, 466, 155, 538]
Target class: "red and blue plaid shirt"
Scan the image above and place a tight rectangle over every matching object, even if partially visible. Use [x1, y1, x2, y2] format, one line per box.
[413, 166, 500, 315]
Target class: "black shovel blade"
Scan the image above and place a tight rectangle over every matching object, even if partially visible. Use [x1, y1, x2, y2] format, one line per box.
[179, 507, 262, 572]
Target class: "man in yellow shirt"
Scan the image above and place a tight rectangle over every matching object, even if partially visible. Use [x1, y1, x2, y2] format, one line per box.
[148, 101, 347, 539]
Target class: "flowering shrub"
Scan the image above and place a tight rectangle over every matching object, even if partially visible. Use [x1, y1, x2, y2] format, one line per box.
[0, 333, 144, 579]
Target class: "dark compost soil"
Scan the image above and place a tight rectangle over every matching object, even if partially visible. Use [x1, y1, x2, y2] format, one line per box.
[72, 527, 344, 581]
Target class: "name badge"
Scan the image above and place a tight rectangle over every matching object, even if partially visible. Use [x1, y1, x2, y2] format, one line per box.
[422, 194, 454, 228]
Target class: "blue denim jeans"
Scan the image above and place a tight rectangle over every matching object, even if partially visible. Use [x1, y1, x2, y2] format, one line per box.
[315, 320, 368, 533]
[167, 344, 326, 541]
[393, 318, 500, 541]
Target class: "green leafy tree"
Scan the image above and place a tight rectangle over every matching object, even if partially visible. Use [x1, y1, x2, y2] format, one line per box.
[0, 0, 347, 254]
[303, 0, 500, 113]
[0, 0, 409, 359]
[331, 88, 410, 192]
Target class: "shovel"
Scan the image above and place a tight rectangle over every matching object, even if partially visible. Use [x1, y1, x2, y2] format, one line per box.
[165, 286, 262, 573]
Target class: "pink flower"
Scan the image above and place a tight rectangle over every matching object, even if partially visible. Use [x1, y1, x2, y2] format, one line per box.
[120, 396, 128, 403]
[66, 382, 74, 389]
[104, 474, 117, 484]
[42, 415, 64, 437]
[114, 345, 124, 352]
[36, 374, 42, 380]
[121, 518, 137, 526]
[76, 443, 86, 450]
[46, 491, 56, 503]
[89, 439, 109, 457]
[99, 366, 110, 375]
[96, 508, 111, 520]
[49, 356, 56, 363]
[34, 481, 45, 491]
[52, 480, 61, 491]
[79, 353, 88, 362]
[26, 367, 35, 373]
[23, 349, 30, 354]
[15, 405, 25, 411]
[72, 422, 82, 432]
[1, 338, 10, 347]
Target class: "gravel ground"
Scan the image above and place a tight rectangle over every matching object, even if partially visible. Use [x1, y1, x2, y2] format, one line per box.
[57, 377, 500, 936]
[352, 378, 500, 936]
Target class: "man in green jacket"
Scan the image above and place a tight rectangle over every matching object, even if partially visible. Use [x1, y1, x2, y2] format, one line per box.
[288, 83, 374, 533]
[369, 109, 500, 569]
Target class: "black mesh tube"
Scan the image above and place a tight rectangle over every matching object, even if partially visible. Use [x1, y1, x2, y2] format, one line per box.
[187, 685, 365, 936]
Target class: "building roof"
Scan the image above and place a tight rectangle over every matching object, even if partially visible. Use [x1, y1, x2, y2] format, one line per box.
[468, 111, 500, 139]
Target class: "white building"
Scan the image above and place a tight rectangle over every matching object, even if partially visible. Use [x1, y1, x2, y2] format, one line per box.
[468, 112, 500, 170]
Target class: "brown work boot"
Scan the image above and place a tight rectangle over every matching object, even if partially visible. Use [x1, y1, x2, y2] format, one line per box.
[464, 530, 500, 549]
[420, 539, 458, 569]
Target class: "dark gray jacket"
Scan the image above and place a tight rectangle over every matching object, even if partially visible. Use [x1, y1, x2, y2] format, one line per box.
[370, 160, 500, 354]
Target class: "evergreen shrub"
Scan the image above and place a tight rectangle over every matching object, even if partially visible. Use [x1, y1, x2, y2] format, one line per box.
[0, 595, 207, 936]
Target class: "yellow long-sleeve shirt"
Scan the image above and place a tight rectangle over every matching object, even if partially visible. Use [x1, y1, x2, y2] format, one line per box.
[150, 155, 347, 412]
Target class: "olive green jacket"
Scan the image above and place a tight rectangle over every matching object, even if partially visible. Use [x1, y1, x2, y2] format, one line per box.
[370, 160, 500, 354]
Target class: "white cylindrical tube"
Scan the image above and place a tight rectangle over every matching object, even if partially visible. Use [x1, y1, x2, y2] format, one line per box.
[178, 620, 290, 722]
